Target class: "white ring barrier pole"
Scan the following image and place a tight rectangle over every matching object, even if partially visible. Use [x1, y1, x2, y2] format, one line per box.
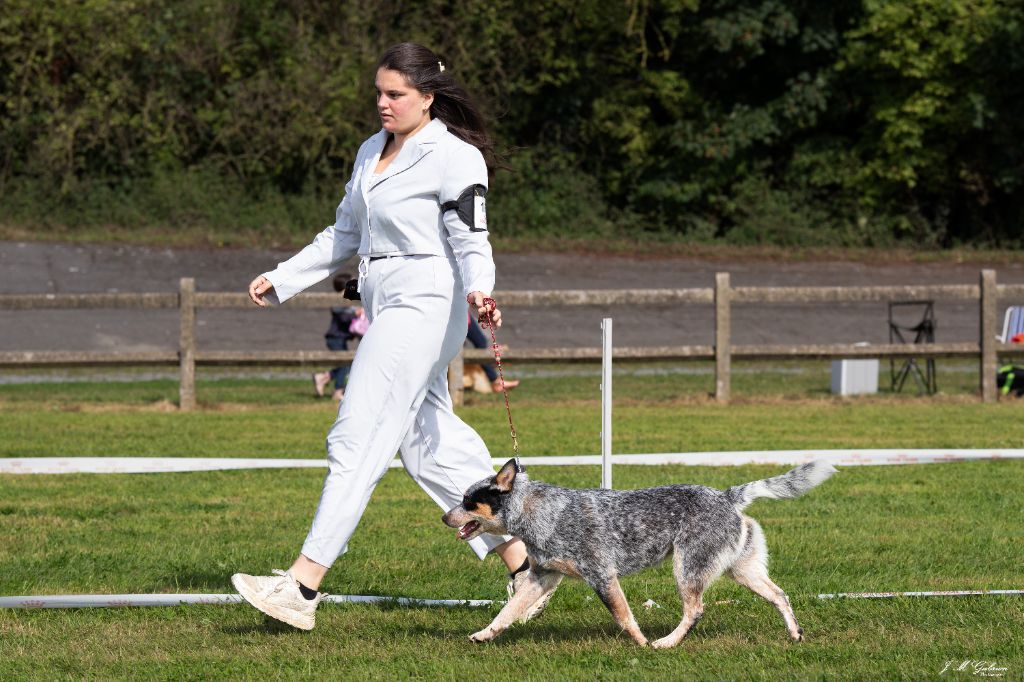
[3, 450, 1024, 475]
[0, 593, 495, 609]
[817, 590, 1024, 599]
[4, 589, 1019, 609]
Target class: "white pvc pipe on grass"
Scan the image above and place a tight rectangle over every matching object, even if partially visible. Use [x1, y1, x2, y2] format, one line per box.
[3, 589, 1019, 609]
[4, 450, 1024, 475]
[817, 590, 1024, 600]
[0, 593, 495, 609]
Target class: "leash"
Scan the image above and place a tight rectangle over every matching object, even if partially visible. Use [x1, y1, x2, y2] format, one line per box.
[481, 297, 520, 471]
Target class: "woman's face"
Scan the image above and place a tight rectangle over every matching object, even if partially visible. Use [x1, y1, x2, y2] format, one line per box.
[375, 68, 433, 137]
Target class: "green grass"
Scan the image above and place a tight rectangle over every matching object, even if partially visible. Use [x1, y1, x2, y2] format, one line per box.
[1, 465, 1021, 679]
[1, 367, 1023, 679]
[0, 360, 1004, 459]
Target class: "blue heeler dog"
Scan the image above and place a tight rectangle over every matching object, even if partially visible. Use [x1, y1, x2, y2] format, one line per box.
[442, 459, 836, 647]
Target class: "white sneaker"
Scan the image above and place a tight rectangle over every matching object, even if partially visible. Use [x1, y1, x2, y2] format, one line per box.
[231, 569, 324, 630]
[507, 569, 552, 624]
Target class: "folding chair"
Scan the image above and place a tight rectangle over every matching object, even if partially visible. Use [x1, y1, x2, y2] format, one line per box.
[888, 301, 936, 394]
[998, 306, 1024, 343]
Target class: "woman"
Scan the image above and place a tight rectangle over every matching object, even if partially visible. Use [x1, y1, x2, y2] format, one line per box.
[231, 43, 540, 631]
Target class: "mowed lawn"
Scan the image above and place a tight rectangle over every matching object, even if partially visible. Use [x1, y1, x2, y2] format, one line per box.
[1, 364, 1023, 679]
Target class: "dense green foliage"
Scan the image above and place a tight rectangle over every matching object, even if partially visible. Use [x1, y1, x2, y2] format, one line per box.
[2, 1, 1022, 246]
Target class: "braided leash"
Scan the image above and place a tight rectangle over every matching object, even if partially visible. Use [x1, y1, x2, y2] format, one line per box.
[481, 297, 520, 470]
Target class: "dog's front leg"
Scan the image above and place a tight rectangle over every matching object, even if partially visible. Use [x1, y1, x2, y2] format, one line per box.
[592, 575, 648, 646]
[469, 570, 562, 643]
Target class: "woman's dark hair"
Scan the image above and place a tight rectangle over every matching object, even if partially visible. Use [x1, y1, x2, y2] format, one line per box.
[377, 43, 497, 169]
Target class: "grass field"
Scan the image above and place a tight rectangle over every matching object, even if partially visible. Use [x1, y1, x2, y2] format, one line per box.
[1, 364, 1022, 679]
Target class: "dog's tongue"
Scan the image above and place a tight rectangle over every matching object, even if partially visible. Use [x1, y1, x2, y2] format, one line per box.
[458, 521, 480, 540]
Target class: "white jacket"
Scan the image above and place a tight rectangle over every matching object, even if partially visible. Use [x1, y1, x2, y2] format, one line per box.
[263, 118, 495, 304]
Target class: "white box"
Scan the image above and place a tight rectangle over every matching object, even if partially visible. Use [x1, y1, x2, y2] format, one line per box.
[831, 358, 879, 395]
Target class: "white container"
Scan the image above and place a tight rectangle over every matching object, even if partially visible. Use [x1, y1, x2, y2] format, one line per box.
[831, 358, 879, 395]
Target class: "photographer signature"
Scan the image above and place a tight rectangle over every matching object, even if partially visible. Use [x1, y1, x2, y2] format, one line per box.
[940, 660, 1008, 677]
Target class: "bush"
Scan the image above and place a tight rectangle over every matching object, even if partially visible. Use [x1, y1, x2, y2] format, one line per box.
[1, 0, 1022, 246]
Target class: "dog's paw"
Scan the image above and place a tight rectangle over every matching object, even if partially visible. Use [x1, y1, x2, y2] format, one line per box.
[469, 628, 497, 643]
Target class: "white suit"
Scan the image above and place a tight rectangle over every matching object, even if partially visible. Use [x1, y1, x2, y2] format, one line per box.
[262, 119, 510, 565]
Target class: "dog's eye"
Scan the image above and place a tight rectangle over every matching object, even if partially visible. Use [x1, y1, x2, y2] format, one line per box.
[462, 497, 477, 511]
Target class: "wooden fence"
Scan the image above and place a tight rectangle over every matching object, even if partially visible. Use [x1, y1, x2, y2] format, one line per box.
[2, 270, 1023, 408]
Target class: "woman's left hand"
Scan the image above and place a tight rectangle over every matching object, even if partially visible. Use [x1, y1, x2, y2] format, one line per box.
[468, 291, 501, 328]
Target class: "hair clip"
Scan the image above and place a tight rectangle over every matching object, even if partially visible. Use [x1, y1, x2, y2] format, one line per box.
[438, 61, 445, 73]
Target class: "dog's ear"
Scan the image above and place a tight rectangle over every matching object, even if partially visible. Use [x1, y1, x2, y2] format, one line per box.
[493, 458, 518, 492]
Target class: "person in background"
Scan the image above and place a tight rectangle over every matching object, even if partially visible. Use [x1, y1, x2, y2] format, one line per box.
[466, 314, 519, 392]
[313, 273, 367, 401]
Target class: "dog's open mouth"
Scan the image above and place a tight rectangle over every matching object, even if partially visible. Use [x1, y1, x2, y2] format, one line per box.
[457, 521, 480, 540]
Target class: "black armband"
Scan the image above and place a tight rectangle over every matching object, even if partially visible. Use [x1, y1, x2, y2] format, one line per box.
[441, 184, 487, 232]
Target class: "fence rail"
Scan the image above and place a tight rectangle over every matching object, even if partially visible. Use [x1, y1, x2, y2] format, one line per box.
[2, 270, 1021, 407]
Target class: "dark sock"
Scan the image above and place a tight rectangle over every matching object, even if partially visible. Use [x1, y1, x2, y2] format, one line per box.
[298, 582, 319, 600]
[508, 558, 530, 579]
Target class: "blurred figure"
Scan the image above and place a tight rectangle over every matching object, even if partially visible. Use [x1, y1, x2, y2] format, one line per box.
[312, 273, 367, 401]
[466, 314, 518, 392]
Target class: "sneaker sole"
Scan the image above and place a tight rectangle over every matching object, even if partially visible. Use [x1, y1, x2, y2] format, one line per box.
[231, 574, 315, 631]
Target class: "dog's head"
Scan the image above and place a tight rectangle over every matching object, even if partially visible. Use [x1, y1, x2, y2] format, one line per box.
[442, 458, 521, 542]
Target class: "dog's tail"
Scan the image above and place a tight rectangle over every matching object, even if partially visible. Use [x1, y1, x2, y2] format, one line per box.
[726, 461, 837, 511]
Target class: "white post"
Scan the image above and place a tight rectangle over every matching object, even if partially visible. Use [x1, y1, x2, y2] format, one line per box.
[601, 318, 613, 489]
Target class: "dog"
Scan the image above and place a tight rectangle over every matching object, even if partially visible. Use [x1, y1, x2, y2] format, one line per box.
[442, 459, 837, 647]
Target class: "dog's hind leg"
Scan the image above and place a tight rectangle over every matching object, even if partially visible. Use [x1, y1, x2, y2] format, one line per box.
[728, 518, 803, 642]
[469, 570, 562, 643]
[650, 548, 710, 649]
[590, 575, 648, 646]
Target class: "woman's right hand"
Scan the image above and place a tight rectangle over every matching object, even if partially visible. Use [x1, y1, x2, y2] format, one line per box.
[248, 275, 275, 307]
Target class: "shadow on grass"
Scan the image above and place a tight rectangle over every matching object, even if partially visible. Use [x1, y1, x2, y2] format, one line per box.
[403, 619, 640, 644]
[221, 616, 305, 636]
[144, 569, 237, 593]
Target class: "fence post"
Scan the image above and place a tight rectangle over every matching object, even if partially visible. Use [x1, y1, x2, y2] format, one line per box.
[980, 269, 997, 403]
[715, 272, 732, 403]
[448, 347, 465, 407]
[179, 277, 196, 411]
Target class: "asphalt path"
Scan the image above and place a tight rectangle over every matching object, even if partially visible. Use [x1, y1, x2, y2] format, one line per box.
[3, 240, 1023, 355]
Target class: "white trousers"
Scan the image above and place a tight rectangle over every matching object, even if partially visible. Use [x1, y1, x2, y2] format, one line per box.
[301, 254, 510, 566]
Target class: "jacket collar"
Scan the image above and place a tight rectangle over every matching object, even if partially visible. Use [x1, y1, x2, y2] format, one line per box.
[363, 118, 446, 194]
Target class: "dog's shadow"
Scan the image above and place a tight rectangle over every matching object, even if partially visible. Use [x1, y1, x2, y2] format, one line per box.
[404, 620, 693, 645]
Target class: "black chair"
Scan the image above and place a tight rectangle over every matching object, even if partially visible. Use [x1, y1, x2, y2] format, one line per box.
[888, 301, 936, 394]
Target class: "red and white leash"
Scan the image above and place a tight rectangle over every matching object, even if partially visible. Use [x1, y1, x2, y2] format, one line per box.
[481, 297, 520, 470]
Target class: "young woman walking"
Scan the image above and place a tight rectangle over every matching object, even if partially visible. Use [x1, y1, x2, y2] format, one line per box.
[232, 43, 543, 630]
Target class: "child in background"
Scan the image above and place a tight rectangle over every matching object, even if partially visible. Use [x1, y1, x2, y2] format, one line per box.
[313, 273, 367, 400]
[467, 314, 519, 392]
